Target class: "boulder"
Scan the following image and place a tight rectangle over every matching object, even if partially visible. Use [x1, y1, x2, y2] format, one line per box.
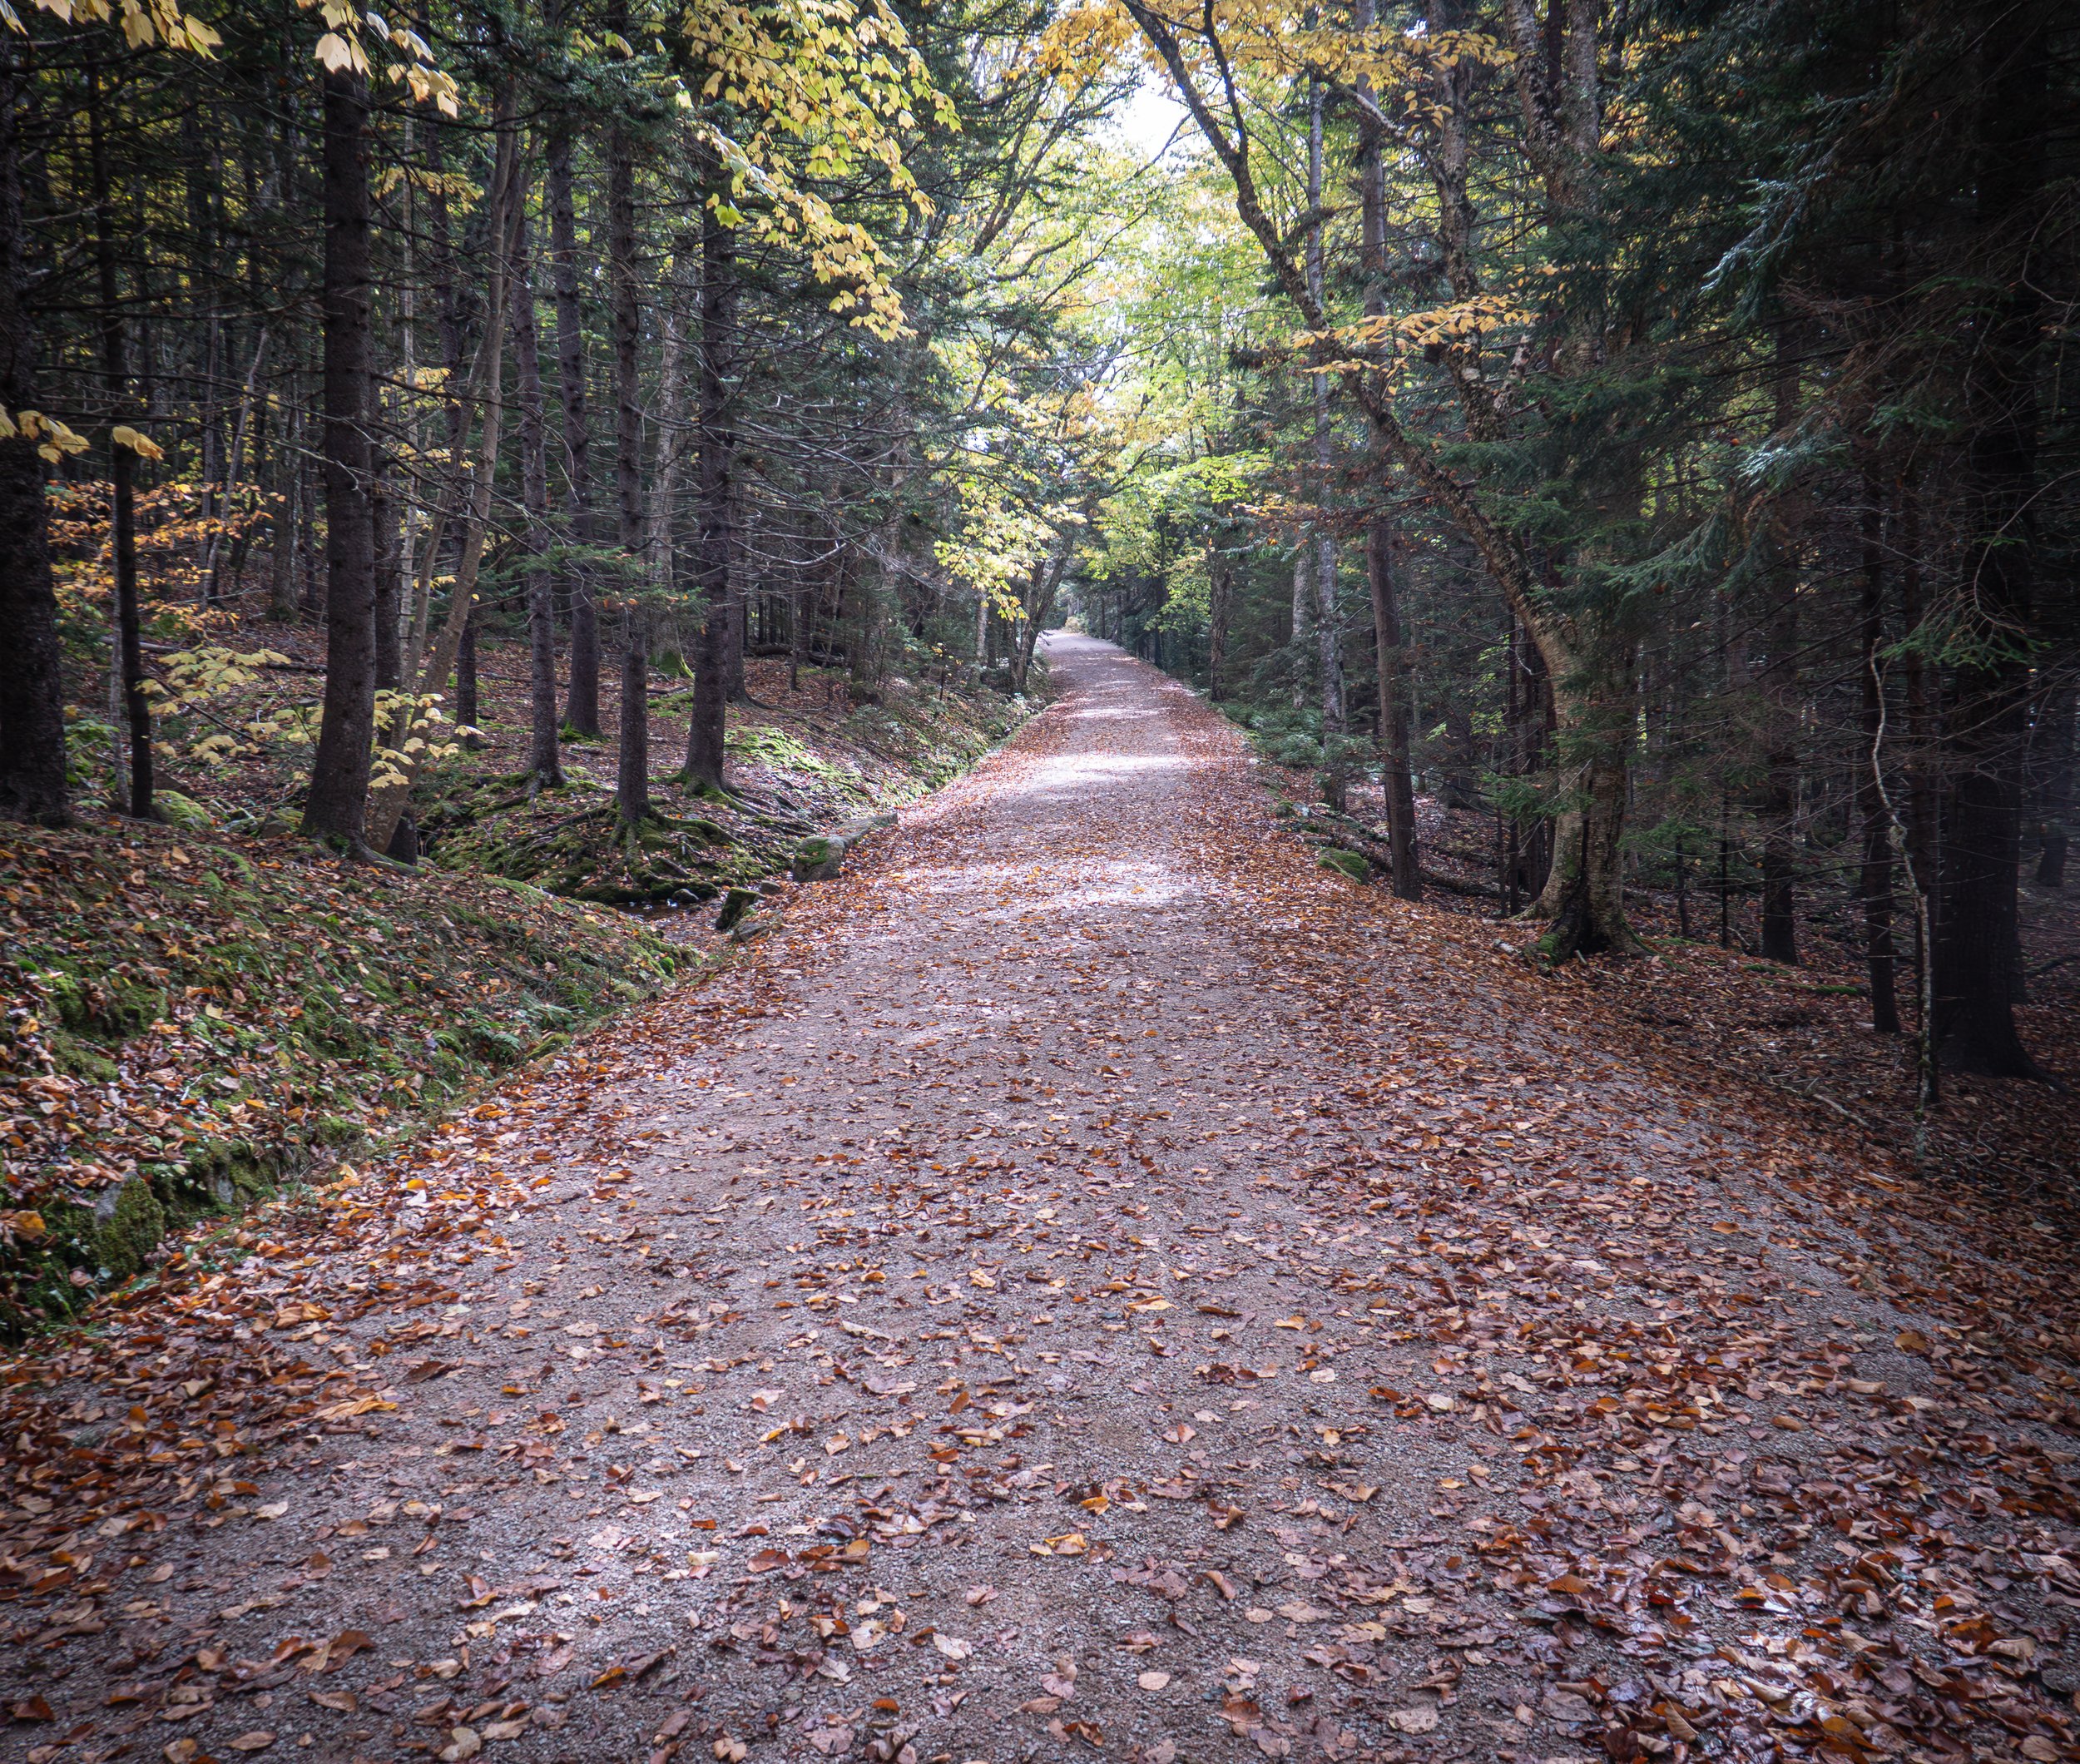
[1316, 848, 1369, 883]
[792, 835, 847, 882]
[92, 1174, 167, 1282]
[715, 886, 760, 932]
[155, 790, 214, 831]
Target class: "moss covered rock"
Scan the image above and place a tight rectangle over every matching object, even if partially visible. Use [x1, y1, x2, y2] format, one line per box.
[792, 835, 847, 882]
[92, 1176, 166, 1281]
[1317, 848, 1370, 883]
[715, 886, 760, 932]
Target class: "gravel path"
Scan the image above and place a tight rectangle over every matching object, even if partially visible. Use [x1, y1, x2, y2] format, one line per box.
[5, 634, 2077, 1764]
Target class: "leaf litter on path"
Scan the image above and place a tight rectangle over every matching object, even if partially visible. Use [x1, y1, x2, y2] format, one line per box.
[1, 635, 2076, 1764]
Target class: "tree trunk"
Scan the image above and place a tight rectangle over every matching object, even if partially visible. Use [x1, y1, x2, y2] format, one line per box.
[1533, 696, 1632, 958]
[1206, 543, 1230, 701]
[2033, 685, 2073, 888]
[455, 610, 479, 734]
[372, 464, 399, 690]
[1305, 75, 1345, 759]
[682, 185, 735, 792]
[1930, 9, 2047, 1078]
[1011, 547, 1072, 693]
[1757, 321, 1801, 964]
[1857, 483, 1899, 1032]
[269, 429, 303, 622]
[511, 211, 563, 788]
[1366, 516, 1420, 898]
[301, 67, 379, 847]
[88, 56, 151, 820]
[547, 117, 600, 736]
[607, 102, 649, 827]
[0, 42, 67, 826]
[1289, 548, 1310, 711]
[1352, 3, 1419, 899]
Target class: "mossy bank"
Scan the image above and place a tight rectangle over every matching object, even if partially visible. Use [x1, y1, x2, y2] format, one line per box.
[0, 821, 680, 1334]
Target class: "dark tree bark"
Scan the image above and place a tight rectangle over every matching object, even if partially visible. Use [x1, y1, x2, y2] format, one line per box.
[0, 42, 68, 826]
[1366, 516, 1421, 899]
[301, 67, 379, 846]
[1353, 0, 1419, 898]
[682, 186, 735, 792]
[372, 464, 399, 690]
[1206, 543, 1230, 701]
[1757, 324, 1801, 964]
[511, 212, 563, 788]
[1857, 483, 1899, 1032]
[2034, 686, 2072, 888]
[547, 118, 600, 736]
[456, 612, 479, 732]
[607, 101, 648, 827]
[1931, 10, 2048, 1078]
[89, 55, 151, 820]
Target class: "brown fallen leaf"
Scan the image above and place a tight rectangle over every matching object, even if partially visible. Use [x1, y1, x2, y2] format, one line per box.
[226, 1733, 276, 1753]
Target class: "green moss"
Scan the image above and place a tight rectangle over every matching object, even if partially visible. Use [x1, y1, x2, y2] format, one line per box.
[1317, 849, 1369, 883]
[92, 1176, 167, 1282]
[50, 1038, 119, 1083]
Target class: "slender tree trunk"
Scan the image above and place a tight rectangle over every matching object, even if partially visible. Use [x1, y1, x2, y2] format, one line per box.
[1758, 321, 1801, 964]
[683, 183, 735, 791]
[0, 42, 68, 826]
[372, 464, 399, 690]
[269, 417, 303, 622]
[2034, 686, 2073, 888]
[547, 118, 600, 736]
[1366, 517, 1420, 898]
[1931, 7, 2047, 1078]
[608, 102, 649, 827]
[1858, 479, 1899, 1032]
[511, 211, 563, 788]
[1290, 547, 1310, 711]
[1206, 543, 1230, 701]
[89, 56, 151, 820]
[1353, 8, 1419, 898]
[302, 67, 379, 846]
[1305, 73, 1345, 769]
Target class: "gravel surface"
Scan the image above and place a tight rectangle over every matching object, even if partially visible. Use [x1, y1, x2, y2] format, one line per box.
[5, 634, 2077, 1764]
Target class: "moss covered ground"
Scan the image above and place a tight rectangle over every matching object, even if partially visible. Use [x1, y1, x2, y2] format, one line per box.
[0, 821, 681, 1331]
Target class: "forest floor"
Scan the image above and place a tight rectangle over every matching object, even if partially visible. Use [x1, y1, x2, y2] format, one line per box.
[3, 635, 2078, 1764]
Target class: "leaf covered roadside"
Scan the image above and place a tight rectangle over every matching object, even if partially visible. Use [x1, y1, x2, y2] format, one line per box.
[0, 820, 679, 1330]
[0, 641, 2074, 1764]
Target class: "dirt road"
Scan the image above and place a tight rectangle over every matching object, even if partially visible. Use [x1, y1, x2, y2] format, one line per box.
[4, 636, 2076, 1764]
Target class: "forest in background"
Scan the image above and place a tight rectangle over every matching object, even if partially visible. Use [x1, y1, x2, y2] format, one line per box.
[0, 0, 2071, 1106]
